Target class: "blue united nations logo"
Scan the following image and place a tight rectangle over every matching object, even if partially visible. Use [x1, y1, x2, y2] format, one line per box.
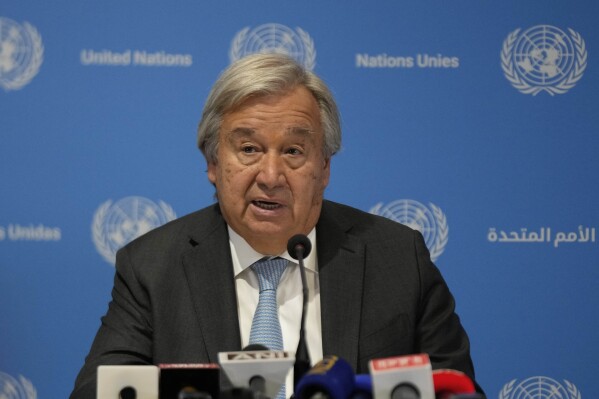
[501, 25, 587, 96]
[370, 199, 448, 262]
[500, 376, 581, 399]
[92, 196, 177, 265]
[0, 17, 44, 91]
[0, 372, 37, 399]
[230, 23, 316, 70]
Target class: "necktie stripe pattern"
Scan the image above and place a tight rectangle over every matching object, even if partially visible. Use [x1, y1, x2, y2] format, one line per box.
[249, 257, 288, 350]
[249, 257, 288, 399]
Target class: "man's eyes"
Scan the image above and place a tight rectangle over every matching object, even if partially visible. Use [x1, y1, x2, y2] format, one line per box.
[241, 145, 257, 153]
[238, 145, 304, 155]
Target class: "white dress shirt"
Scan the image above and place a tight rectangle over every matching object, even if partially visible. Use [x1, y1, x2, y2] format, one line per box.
[228, 227, 323, 397]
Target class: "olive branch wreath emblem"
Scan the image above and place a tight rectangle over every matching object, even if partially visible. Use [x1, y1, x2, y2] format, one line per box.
[0, 21, 44, 91]
[229, 24, 316, 71]
[501, 27, 587, 96]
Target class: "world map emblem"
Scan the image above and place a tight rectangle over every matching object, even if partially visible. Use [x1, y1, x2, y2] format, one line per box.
[230, 23, 316, 70]
[501, 25, 587, 96]
[0, 17, 44, 91]
[500, 376, 581, 399]
[370, 199, 448, 262]
[0, 372, 37, 399]
[92, 196, 177, 265]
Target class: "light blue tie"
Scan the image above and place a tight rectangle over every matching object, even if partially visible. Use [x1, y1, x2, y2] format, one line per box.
[249, 257, 288, 399]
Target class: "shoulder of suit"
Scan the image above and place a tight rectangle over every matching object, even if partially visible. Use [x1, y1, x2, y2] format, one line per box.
[123, 203, 224, 251]
[321, 200, 416, 238]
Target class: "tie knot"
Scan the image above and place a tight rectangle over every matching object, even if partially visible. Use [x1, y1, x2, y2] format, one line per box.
[251, 257, 288, 292]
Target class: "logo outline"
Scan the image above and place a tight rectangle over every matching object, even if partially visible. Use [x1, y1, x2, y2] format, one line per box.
[229, 23, 316, 70]
[370, 199, 448, 262]
[92, 196, 176, 265]
[0, 17, 44, 91]
[501, 25, 587, 96]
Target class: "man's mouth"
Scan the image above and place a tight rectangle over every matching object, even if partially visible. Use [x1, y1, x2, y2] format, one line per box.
[252, 200, 282, 210]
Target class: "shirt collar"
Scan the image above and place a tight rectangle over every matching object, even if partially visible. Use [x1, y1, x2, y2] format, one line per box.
[228, 226, 318, 277]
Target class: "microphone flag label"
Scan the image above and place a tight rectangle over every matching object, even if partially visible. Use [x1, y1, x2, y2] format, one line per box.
[370, 354, 430, 372]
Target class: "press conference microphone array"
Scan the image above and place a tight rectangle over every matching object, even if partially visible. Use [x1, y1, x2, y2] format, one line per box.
[287, 234, 312, 389]
[294, 356, 356, 399]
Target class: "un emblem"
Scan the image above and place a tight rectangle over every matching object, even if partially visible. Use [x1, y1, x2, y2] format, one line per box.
[370, 199, 448, 262]
[0, 372, 37, 399]
[501, 25, 587, 96]
[0, 17, 44, 91]
[500, 377, 581, 399]
[230, 23, 316, 70]
[92, 196, 177, 265]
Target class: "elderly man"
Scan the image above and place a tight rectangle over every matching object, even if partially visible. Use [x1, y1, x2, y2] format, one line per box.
[71, 53, 482, 398]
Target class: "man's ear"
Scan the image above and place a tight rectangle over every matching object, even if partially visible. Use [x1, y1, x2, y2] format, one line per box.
[322, 157, 331, 188]
[207, 161, 217, 185]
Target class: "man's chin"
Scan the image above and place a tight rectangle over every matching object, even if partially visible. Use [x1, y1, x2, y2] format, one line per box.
[243, 225, 297, 253]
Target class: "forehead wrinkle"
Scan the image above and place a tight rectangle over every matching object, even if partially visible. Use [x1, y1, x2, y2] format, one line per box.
[225, 127, 255, 141]
[225, 126, 315, 140]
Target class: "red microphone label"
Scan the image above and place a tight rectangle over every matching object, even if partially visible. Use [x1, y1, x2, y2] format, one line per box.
[370, 354, 430, 372]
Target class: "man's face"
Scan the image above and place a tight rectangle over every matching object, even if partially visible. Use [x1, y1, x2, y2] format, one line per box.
[208, 86, 330, 254]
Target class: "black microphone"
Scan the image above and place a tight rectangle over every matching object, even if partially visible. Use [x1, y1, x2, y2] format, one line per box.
[159, 364, 220, 399]
[287, 234, 312, 390]
[288, 234, 312, 261]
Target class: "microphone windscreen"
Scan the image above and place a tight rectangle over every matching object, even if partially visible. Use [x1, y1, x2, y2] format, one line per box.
[353, 374, 373, 399]
[287, 234, 312, 259]
[295, 356, 355, 399]
[432, 370, 475, 396]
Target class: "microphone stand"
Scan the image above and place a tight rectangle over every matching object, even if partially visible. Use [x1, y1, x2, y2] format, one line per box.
[288, 235, 312, 390]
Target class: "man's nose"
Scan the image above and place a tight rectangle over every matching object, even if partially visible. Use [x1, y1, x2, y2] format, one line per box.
[256, 153, 285, 189]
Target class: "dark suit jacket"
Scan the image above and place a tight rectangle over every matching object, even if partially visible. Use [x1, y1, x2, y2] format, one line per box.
[71, 200, 479, 398]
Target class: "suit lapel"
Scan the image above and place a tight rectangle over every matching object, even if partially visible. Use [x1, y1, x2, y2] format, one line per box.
[317, 202, 365, 371]
[181, 206, 241, 363]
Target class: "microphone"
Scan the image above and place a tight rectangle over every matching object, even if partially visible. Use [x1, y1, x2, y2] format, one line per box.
[158, 364, 220, 399]
[287, 234, 312, 260]
[218, 347, 295, 399]
[287, 234, 312, 389]
[431, 370, 476, 399]
[294, 355, 356, 399]
[97, 365, 159, 399]
[369, 354, 435, 399]
[353, 374, 373, 399]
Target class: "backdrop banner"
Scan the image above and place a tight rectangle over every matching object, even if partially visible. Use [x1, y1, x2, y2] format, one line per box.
[1, 1, 597, 398]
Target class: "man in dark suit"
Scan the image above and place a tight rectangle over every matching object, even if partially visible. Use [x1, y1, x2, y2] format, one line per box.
[71, 53, 482, 398]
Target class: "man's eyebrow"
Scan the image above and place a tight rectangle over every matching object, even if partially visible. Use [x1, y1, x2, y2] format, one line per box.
[287, 126, 315, 136]
[226, 127, 255, 139]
